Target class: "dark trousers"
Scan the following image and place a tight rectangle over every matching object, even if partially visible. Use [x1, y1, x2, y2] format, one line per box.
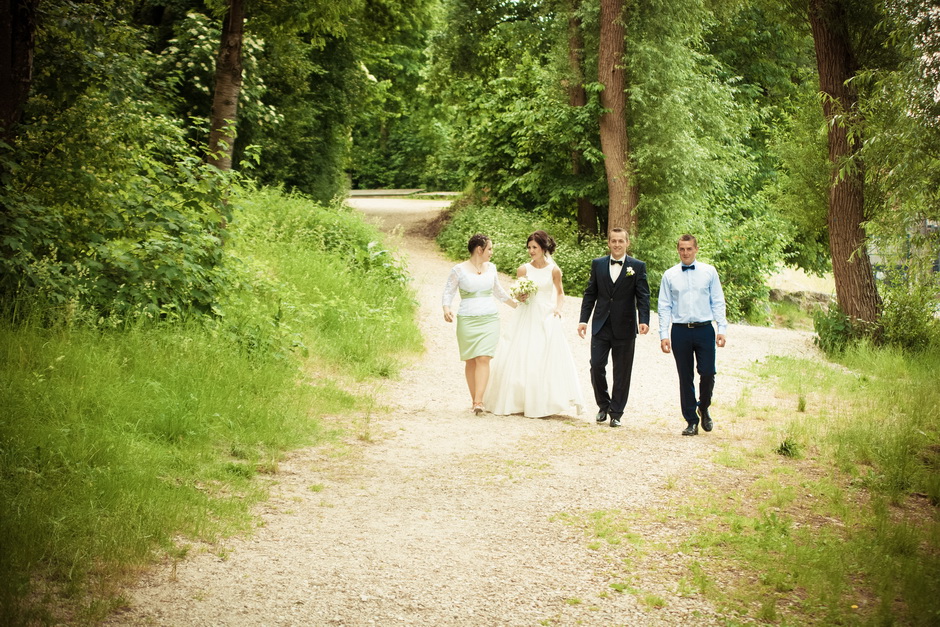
[670, 324, 716, 424]
[590, 321, 636, 418]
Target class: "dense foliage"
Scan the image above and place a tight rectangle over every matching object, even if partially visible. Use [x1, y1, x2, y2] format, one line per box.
[0, 0, 938, 622]
[0, 184, 421, 624]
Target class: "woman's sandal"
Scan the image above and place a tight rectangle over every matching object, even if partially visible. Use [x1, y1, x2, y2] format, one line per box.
[472, 403, 485, 415]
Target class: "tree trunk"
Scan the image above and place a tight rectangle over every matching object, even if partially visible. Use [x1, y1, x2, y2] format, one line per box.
[567, 0, 597, 235]
[0, 0, 40, 145]
[808, 0, 882, 325]
[207, 0, 245, 171]
[597, 0, 638, 235]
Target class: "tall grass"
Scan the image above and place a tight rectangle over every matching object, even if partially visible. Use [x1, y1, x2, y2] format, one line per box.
[0, 185, 422, 624]
[737, 343, 940, 624]
[771, 342, 940, 503]
[231, 185, 423, 378]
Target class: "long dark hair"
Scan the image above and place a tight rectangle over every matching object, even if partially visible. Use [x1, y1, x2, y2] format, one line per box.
[527, 230, 556, 255]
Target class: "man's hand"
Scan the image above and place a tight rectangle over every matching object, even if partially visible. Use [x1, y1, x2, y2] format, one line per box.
[716, 334, 726, 348]
[577, 322, 587, 339]
[660, 338, 671, 354]
[638, 323, 649, 335]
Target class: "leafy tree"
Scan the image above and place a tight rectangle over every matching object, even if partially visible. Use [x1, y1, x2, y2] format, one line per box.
[806, 0, 883, 326]
[0, 0, 233, 316]
[597, 0, 638, 233]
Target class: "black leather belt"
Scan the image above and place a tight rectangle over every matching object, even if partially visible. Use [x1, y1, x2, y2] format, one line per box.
[675, 321, 712, 328]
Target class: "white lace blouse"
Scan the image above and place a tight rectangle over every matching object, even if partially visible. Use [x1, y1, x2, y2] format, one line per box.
[442, 263, 513, 316]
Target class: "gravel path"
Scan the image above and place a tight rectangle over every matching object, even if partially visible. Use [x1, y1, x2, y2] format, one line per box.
[105, 198, 820, 626]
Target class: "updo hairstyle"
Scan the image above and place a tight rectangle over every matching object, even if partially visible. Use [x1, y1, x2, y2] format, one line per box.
[467, 233, 491, 254]
[527, 230, 556, 255]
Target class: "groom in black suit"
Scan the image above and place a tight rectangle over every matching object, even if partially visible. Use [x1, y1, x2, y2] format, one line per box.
[577, 228, 650, 427]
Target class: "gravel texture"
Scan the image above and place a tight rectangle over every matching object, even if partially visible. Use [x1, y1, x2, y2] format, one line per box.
[105, 198, 820, 626]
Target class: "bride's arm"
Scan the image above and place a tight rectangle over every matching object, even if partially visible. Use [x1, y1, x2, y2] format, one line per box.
[552, 266, 564, 317]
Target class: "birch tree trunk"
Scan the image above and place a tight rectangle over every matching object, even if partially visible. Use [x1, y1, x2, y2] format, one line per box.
[207, 0, 245, 171]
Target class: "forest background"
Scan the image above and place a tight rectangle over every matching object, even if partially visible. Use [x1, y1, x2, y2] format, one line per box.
[0, 0, 939, 624]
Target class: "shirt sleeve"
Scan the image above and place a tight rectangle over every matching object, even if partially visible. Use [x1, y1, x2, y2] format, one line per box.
[709, 268, 728, 334]
[442, 267, 460, 308]
[657, 271, 673, 340]
[491, 265, 512, 303]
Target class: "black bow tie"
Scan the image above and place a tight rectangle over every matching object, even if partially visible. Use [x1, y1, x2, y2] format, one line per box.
[610, 259, 623, 266]
[682, 264, 695, 271]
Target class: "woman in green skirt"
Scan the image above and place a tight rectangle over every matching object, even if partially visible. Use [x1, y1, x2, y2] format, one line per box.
[443, 234, 518, 414]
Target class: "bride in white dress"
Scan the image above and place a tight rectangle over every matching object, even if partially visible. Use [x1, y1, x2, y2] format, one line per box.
[484, 231, 585, 418]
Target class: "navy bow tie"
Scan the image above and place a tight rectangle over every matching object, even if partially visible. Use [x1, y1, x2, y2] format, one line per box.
[682, 264, 695, 271]
[610, 259, 623, 266]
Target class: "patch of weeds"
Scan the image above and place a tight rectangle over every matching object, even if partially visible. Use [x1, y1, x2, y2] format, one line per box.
[642, 594, 667, 609]
[797, 394, 807, 412]
[609, 582, 629, 594]
[688, 561, 714, 597]
[775, 438, 802, 458]
[224, 461, 256, 479]
[554, 509, 642, 548]
[757, 597, 778, 621]
[309, 483, 325, 493]
[565, 598, 582, 606]
[676, 578, 696, 597]
[714, 447, 749, 469]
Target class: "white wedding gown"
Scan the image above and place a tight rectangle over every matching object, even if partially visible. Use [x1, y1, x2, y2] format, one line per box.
[484, 262, 585, 418]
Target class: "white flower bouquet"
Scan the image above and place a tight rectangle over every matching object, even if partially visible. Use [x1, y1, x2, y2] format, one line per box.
[510, 277, 538, 302]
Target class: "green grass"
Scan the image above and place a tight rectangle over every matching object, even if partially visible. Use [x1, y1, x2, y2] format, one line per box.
[0, 185, 423, 624]
[549, 342, 940, 625]
[679, 342, 940, 625]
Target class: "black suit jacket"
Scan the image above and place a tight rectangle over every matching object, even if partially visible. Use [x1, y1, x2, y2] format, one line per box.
[579, 255, 651, 340]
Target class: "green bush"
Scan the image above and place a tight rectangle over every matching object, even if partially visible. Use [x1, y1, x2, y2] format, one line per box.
[0, 93, 233, 321]
[226, 185, 421, 377]
[0, 184, 422, 622]
[878, 268, 940, 352]
[813, 302, 861, 356]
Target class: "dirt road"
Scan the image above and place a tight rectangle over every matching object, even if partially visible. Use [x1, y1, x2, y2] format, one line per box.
[106, 197, 819, 626]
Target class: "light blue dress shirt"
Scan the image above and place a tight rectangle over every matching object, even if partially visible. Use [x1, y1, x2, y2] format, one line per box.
[657, 260, 728, 340]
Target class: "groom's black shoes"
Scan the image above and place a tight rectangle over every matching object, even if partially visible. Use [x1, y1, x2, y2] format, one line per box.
[682, 423, 699, 436]
[610, 417, 622, 428]
[595, 409, 608, 423]
[697, 406, 713, 432]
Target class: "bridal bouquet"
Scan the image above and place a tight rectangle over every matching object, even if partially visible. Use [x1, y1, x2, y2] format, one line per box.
[510, 277, 538, 302]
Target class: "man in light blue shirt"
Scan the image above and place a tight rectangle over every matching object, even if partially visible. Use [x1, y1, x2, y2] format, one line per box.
[658, 234, 727, 436]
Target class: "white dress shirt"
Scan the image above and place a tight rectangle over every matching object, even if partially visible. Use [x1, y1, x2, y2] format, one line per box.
[657, 260, 727, 339]
[609, 255, 626, 283]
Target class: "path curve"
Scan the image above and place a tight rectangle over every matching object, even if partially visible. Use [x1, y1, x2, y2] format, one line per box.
[106, 198, 819, 626]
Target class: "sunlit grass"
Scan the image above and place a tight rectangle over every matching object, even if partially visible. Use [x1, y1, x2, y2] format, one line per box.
[0, 185, 423, 624]
[548, 341, 940, 625]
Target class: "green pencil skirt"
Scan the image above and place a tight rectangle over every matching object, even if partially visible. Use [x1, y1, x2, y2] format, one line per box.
[456, 313, 499, 361]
